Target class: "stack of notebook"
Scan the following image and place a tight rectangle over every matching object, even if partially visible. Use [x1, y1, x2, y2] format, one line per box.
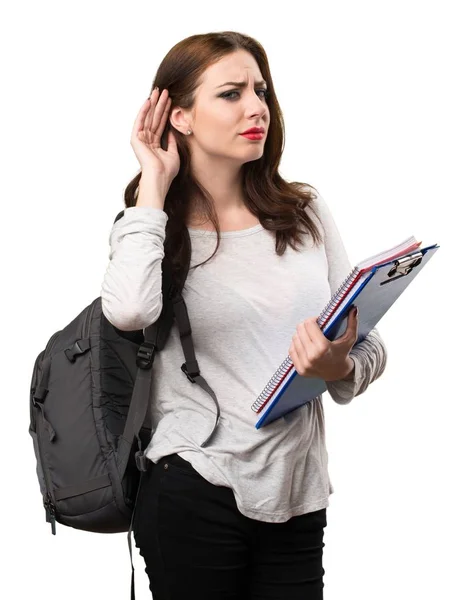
[252, 236, 440, 429]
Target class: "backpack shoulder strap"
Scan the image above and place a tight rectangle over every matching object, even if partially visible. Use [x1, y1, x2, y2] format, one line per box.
[114, 210, 125, 224]
[171, 289, 220, 448]
[117, 255, 176, 477]
[118, 214, 219, 479]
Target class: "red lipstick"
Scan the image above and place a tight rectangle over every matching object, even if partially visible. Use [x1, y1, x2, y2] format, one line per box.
[240, 127, 265, 140]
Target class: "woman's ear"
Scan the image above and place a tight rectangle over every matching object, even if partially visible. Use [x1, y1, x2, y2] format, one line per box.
[169, 105, 192, 135]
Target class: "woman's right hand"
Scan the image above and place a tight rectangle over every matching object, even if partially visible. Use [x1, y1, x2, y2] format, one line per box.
[130, 87, 181, 188]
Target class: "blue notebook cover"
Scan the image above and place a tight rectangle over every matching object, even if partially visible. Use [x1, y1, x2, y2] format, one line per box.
[254, 243, 439, 429]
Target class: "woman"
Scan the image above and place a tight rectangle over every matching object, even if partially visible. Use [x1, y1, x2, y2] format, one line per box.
[101, 31, 387, 600]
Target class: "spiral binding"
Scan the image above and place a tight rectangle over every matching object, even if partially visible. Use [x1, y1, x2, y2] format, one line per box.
[251, 266, 360, 413]
[318, 266, 360, 329]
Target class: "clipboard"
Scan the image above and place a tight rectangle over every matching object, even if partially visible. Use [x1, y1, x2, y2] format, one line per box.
[253, 242, 440, 429]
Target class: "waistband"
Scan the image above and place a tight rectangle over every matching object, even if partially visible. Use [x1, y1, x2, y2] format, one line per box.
[160, 453, 193, 469]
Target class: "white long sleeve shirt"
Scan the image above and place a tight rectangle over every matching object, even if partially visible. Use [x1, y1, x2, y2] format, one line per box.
[101, 190, 387, 523]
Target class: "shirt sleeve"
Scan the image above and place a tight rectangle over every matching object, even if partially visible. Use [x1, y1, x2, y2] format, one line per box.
[100, 206, 168, 331]
[306, 190, 388, 405]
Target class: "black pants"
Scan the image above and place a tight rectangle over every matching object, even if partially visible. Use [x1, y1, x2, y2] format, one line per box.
[132, 453, 327, 600]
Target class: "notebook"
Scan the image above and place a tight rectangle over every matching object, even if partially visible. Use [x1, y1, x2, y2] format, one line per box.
[252, 236, 440, 429]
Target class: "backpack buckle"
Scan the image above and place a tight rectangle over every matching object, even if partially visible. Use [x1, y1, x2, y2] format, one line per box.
[135, 450, 149, 472]
[181, 362, 199, 383]
[136, 342, 157, 370]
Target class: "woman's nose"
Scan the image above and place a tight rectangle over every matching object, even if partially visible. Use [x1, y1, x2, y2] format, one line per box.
[246, 94, 267, 117]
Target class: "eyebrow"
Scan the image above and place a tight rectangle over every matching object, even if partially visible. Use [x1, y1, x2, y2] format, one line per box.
[216, 80, 267, 88]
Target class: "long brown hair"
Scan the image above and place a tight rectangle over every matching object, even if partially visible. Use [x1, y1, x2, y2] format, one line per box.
[124, 31, 323, 291]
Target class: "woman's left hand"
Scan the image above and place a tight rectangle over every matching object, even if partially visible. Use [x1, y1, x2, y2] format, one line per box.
[289, 307, 359, 382]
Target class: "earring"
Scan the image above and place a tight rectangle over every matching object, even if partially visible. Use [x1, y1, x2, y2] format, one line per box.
[187, 129, 192, 135]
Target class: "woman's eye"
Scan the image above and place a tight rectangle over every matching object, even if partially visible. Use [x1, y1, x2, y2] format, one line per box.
[222, 89, 269, 100]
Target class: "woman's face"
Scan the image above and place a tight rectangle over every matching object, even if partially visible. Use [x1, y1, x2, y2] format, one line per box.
[172, 49, 270, 165]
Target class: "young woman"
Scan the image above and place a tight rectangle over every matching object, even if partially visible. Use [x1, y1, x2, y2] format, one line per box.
[101, 30, 387, 600]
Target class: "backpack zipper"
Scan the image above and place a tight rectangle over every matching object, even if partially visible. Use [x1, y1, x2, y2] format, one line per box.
[35, 413, 57, 535]
[30, 350, 45, 431]
[32, 300, 97, 535]
[44, 330, 61, 358]
[44, 492, 57, 535]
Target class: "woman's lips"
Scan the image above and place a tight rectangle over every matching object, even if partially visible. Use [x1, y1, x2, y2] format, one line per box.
[240, 133, 264, 140]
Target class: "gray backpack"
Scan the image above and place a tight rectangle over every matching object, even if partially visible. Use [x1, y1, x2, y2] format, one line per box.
[28, 210, 221, 598]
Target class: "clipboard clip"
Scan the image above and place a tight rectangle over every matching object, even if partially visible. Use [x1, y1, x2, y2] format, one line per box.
[387, 251, 423, 279]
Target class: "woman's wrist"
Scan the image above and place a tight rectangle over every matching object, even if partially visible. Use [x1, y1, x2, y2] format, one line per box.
[342, 356, 356, 381]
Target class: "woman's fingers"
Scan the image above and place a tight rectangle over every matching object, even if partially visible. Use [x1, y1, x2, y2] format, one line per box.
[148, 88, 170, 137]
[132, 88, 172, 149]
[131, 97, 152, 140]
[155, 97, 172, 140]
[143, 87, 160, 132]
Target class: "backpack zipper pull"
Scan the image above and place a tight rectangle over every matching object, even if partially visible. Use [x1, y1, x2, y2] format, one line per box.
[44, 493, 57, 535]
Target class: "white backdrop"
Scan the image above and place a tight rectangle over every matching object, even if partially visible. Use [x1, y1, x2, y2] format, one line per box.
[2, 1, 451, 598]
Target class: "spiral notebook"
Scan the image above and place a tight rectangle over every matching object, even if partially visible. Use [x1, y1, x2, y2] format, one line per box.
[252, 236, 440, 429]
